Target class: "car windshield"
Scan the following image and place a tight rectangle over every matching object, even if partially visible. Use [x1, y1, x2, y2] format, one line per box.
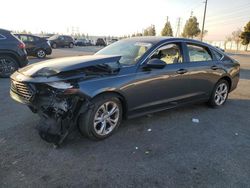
[48, 35, 58, 40]
[95, 40, 152, 65]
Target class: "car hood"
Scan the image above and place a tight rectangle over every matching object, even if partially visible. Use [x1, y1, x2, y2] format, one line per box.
[11, 55, 121, 83]
[20, 55, 121, 76]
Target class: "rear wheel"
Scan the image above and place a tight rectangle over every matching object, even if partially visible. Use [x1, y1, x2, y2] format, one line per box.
[78, 94, 122, 140]
[36, 49, 46, 58]
[208, 79, 229, 107]
[52, 43, 57, 49]
[69, 43, 74, 48]
[0, 56, 19, 77]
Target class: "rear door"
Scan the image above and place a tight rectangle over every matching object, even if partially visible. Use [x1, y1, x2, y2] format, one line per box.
[183, 42, 222, 99]
[58, 36, 65, 46]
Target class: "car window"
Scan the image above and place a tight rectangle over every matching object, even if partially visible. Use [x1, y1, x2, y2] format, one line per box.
[48, 35, 58, 40]
[96, 40, 152, 65]
[19, 35, 29, 42]
[59, 36, 64, 40]
[150, 43, 183, 64]
[0, 34, 6, 40]
[28, 36, 35, 42]
[187, 44, 212, 62]
[212, 49, 224, 60]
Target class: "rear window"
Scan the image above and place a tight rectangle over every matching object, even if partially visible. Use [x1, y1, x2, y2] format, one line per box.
[212, 49, 224, 60]
[187, 44, 212, 62]
[0, 34, 6, 40]
[49, 35, 58, 40]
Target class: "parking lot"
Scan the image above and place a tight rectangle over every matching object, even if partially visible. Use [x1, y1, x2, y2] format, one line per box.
[0, 47, 250, 187]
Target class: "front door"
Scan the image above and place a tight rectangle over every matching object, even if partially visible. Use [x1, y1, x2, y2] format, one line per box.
[128, 42, 195, 114]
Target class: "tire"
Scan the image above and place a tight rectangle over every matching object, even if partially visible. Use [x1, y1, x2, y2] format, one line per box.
[78, 94, 123, 140]
[0, 55, 19, 77]
[52, 43, 57, 49]
[69, 43, 74, 48]
[36, 49, 46, 58]
[208, 79, 229, 107]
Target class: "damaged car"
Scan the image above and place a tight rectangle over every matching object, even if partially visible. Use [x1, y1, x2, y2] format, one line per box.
[10, 37, 240, 146]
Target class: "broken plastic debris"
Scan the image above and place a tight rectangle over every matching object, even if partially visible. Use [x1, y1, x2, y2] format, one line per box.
[235, 133, 238, 136]
[192, 118, 200, 123]
[147, 129, 152, 132]
[135, 147, 138, 150]
[145, 151, 150, 154]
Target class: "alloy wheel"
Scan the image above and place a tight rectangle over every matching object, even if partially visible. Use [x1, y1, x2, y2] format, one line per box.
[214, 83, 228, 106]
[37, 50, 46, 58]
[0, 57, 17, 76]
[93, 101, 120, 136]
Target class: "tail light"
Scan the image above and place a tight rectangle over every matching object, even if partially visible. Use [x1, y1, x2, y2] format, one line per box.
[18, 42, 26, 49]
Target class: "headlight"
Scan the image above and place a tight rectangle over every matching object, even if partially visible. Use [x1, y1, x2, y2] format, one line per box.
[34, 67, 59, 77]
[46, 81, 73, 89]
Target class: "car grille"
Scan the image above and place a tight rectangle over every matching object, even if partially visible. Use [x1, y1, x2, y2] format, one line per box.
[10, 80, 34, 101]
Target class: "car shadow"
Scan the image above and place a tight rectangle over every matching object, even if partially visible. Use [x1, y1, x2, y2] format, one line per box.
[63, 98, 250, 149]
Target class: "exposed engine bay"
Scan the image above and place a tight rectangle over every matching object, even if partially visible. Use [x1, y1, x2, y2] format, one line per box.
[10, 56, 121, 146]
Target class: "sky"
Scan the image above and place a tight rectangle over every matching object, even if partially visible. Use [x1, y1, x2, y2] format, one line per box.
[0, 0, 249, 41]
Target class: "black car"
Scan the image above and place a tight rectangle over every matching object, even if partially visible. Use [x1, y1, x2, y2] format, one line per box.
[15, 34, 52, 59]
[48, 35, 74, 49]
[0, 29, 28, 77]
[96, 38, 106, 46]
[10, 37, 240, 146]
[75, 39, 88, 46]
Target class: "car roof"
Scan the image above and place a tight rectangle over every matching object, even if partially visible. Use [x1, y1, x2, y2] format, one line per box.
[14, 33, 42, 38]
[123, 36, 208, 45]
[0, 28, 11, 34]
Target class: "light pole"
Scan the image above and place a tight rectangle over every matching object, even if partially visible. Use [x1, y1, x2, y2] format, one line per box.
[201, 0, 208, 41]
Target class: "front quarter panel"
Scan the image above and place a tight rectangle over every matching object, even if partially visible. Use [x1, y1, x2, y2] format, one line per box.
[77, 66, 137, 100]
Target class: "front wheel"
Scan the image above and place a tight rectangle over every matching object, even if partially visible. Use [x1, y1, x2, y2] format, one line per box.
[208, 79, 229, 107]
[78, 94, 122, 140]
[36, 49, 46, 58]
[0, 56, 19, 77]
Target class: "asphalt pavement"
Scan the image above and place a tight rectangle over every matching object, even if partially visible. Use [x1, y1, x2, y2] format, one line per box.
[0, 47, 250, 188]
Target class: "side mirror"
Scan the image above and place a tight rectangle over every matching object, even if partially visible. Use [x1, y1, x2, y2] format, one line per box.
[144, 58, 166, 69]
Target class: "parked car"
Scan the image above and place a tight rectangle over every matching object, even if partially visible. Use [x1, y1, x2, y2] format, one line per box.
[48, 35, 74, 48]
[75, 39, 88, 46]
[0, 29, 28, 77]
[10, 37, 240, 146]
[15, 34, 52, 58]
[107, 38, 118, 45]
[96, 38, 106, 46]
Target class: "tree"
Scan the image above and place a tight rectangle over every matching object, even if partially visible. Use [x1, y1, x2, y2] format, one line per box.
[143, 29, 149, 36]
[232, 29, 242, 51]
[143, 25, 156, 36]
[182, 16, 201, 38]
[197, 30, 208, 39]
[240, 21, 250, 51]
[225, 36, 233, 50]
[161, 21, 173, 36]
[136, 32, 143, 36]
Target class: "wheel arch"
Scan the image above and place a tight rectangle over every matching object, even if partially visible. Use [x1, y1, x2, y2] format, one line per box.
[92, 91, 128, 119]
[219, 75, 232, 91]
[0, 52, 20, 67]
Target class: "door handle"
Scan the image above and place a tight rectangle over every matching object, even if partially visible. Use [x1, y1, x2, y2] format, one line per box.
[211, 65, 219, 70]
[176, 69, 188, 74]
